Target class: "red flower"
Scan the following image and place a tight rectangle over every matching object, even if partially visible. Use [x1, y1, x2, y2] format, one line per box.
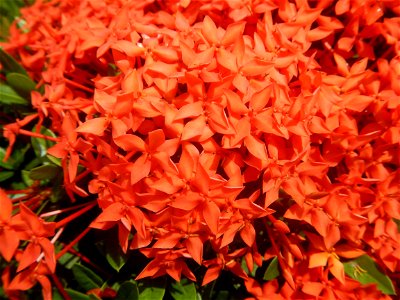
[0, 189, 19, 261]
[8, 262, 52, 300]
[12, 204, 56, 273]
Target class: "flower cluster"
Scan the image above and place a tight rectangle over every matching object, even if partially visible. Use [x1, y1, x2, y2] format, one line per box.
[1, 0, 399, 299]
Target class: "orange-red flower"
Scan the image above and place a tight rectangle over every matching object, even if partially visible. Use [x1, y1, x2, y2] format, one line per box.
[0, 189, 19, 261]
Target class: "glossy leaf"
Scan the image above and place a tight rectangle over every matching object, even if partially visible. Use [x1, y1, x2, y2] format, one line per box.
[52, 288, 91, 300]
[139, 286, 166, 300]
[31, 126, 57, 158]
[214, 290, 230, 300]
[116, 281, 139, 300]
[65, 289, 91, 300]
[0, 170, 14, 182]
[394, 219, 400, 232]
[0, 48, 28, 75]
[21, 169, 34, 187]
[29, 164, 59, 180]
[169, 278, 197, 300]
[241, 257, 258, 277]
[58, 251, 80, 270]
[6, 72, 36, 96]
[0, 83, 29, 105]
[263, 257, 280, 281]
[344, 255, 396, 295]
[0, 145, 29, 170]
[71, 264, 103, 292]
[138, 279, 166, 300]
[106, 244, 127, 272]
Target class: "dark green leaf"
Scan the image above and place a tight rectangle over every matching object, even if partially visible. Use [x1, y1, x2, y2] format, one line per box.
[344, 255, 396, 295]
[0, 48, 27, 75]
[53, 288, 91, 300]
[21, 169, 34, 186]
[138, 278, 166, 300]
[0, 83, 29, 105]
[58, 251, 80, 269]
[139, 286, 166, 300]
[47, 154, 62, 166]
[11, 181, 27, 190]
[241, 257, 259, 277]
[31, 126, 56, 158]
[24, 156, 44, 170]
[0, 0, 20, 17]
[0, 17, 11, 40]
[71, 264, 103, 292]
[29, 164, 59, 180]
[394, 219, 400, 232]
[0, 170, 14, 182]
[0, 145, 29, 170]
[6, 72, 36, 96]
[105, 243, 127, 272]
[65, 289, 91, 300]
[116, 281, 139, 300]
[170, 278, 197, 300]
[263, 257, 279, 281]
[214, 290, 230, 300]
[49, 175, 65, 203]
[111, 281, 121, 291]
[52, 288, 64, 300]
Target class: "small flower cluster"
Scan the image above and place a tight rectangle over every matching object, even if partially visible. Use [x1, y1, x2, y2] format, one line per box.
[1, 0, 399, 299]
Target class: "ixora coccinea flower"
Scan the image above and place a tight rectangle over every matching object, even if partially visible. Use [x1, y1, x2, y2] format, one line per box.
[1, 0, 399, 299]
[0, 189, 19, 262]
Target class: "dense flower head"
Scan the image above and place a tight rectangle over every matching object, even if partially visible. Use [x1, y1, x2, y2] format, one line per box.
[1, 0, 399, 298]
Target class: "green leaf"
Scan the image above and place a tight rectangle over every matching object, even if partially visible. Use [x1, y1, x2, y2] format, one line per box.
[58, 251, 80, 270]
[263, 256, 280, 280]
[0, 145, 29, 170]
[0, 17, 11, 40]
[29, 164, 59, 180]
[71, 264, 103, 292]
[170, 278, 197, 300]
[24, 156, 44, 170]
[47, 154, 62, 166]
[241, 257, 259, 277]
[52, 288, 64, 300]
[21, 169, 34, 186]
[140, 286, 166, 300]
[0, 170, 14, 182]
[105, 243, 127, 272]
[138, 278, 166, 300]
[394, 219, 400, 232]
[6, 72, 36, 96]
[0, 83, 29, 105]
[116, 281, 139, 300]
[53, 288, 91, 300]
[49, 176, 65, 203]
[0, 48, 27, 75]
[214, 290, 230, 300]
[344, 255, 396, 295]
[0, 149, 21, 169]
[31, 126, 56, 158]
[0, 0, 20, 18]
[65, 289, 91, 300]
